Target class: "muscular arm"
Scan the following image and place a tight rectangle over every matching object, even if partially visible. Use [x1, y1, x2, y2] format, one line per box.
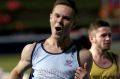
[79, 49, 92, 71]
[75, 49, 92, 79]
[9, 43, 36, 79]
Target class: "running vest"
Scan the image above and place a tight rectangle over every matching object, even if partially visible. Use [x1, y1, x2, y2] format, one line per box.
[29, 41, 80, 79]
[90, 53, 118, 79]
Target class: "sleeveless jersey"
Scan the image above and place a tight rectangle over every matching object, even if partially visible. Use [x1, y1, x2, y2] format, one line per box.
[90, 53, 118, 79]
[29, 41, 80, 79]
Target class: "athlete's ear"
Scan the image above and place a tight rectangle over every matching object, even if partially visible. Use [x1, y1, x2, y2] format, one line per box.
[89, 35, 92, 42]
[50, 13, 52, 22]
[89, 33, 97, 44]
[89, 33, 95, 44]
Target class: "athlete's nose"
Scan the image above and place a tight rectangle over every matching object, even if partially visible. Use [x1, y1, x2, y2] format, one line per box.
[106, 34, 111, 41]
[57, 17, 63, 23]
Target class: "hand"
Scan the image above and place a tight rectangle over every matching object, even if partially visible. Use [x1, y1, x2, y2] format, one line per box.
[74, 63, 88, 79]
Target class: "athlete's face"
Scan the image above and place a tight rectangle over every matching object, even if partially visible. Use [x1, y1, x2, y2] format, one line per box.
[50, 4, 75, 39]
[92, 27, 112, 51]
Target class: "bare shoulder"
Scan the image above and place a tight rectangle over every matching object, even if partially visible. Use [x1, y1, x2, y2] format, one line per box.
[110, 52, 119, 63]
[79, 49, 92, 67]
[79, 49, 92, 61]
[79, 49, 91, 57]
[21, 42, 36, 62]
[9, 43, 36, 78]
[112, 52, 120, 64]
[111, 52, 120, 76]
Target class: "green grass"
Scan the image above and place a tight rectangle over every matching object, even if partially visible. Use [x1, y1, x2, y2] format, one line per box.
[0, 53, 31, 74]
[0, 54, 20, 72]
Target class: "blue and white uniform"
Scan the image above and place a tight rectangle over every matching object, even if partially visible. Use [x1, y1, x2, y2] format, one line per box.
[29, 41, 80, 79]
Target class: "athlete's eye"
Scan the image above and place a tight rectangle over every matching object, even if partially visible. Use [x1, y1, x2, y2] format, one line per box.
[101, 33, 112, 38]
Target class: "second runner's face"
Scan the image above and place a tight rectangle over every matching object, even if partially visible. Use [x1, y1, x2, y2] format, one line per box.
[94, 27, 112, 51]
[50, 4, 75, 39]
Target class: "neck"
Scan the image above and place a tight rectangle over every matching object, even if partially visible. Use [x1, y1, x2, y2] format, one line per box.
[89, 46, 108, 58]
[46, 36, 72, 49]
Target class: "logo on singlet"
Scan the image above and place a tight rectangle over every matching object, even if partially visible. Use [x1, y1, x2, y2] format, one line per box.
[64, 60, 73, 67]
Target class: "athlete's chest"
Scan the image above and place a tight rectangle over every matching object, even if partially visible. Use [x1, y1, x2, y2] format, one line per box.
[93, 57, 112, 68]
[90, 61, 118, 79]
[31, 43, 79, 79]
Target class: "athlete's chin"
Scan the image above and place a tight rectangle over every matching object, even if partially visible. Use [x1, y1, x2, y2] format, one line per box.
[103, 47, 110, 51]
[103, 45, 111, 49]
[53, 34, 62, 39]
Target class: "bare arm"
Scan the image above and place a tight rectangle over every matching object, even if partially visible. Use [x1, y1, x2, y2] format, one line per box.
[9, 43, 36, 79]
[75, 49, 92, 79]
[79, 49, 92, 71]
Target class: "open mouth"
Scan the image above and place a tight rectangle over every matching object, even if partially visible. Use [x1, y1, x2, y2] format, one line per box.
[104, 43, 111, 46]
[55, 27, 62, 32]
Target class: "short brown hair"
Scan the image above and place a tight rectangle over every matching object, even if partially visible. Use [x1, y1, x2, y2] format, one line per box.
[53, 0, 77, 14]
[88, 19, 110, 35]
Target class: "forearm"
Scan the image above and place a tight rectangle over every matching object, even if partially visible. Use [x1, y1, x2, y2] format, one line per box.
[9, 69, 23, 79]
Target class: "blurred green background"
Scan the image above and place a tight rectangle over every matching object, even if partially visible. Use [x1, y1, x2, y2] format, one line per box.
[0, 0, 100, 35]
[0, 0, 119, 34]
